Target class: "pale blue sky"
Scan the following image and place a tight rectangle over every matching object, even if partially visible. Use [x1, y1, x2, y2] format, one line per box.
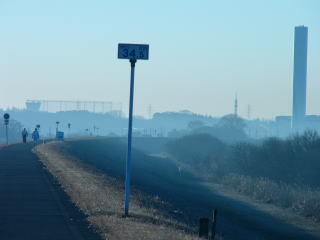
[0, 0, 319, 118]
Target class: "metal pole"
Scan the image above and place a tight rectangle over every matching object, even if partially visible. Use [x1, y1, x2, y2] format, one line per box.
[124, 59, 136, 216]
[199, 217, 209, 238]
[5, 125, 8, 145]
[211, 209, 218, 240]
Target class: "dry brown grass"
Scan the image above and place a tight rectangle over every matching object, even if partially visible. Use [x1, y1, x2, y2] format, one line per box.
[173, 158, 320, 224]
[34, 142, 200, 240]
[220, 173, 320, 223]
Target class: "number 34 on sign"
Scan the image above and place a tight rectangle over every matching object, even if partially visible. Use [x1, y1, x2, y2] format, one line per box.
[118, 43, 149, 60]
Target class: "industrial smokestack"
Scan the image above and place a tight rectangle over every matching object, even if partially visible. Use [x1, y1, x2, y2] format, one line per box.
[292, 26, 308, 132]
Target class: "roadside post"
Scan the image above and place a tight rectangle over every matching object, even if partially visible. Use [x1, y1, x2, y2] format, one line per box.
[56, 121, 60, 132]
[199, 217, 209, 238]
[68, 123, 71, 137]
[211, 209, 218, 240]
[3, 113, 10, 145]
[118, 43, 149, 216]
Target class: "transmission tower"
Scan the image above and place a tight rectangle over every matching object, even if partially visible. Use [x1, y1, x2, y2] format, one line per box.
[247, 104, 251, 119]
[234, 93, 238, 117]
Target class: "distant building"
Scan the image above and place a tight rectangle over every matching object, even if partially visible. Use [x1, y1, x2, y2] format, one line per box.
[26, 100, 41, 111]
[25, 99, 122, 114]
[292, 26, 308, 132]
[276, 115, 320, 137]
[305, 115, 320, 130]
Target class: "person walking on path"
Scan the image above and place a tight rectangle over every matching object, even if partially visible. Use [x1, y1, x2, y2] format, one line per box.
[32, 128, 40, 145]
[21, 128, 28, 143]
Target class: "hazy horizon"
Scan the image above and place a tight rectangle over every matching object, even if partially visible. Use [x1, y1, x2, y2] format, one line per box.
[1, 0, 319, 119]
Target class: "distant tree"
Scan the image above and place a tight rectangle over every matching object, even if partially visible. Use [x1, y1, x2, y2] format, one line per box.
[228, 130, 320, 186]
[218, 114, 246, 130]
[166, 133, 227, 166]
[167, 128, 189, 138]
[191, 115, 248, 143]
[188, 120, 205, 130]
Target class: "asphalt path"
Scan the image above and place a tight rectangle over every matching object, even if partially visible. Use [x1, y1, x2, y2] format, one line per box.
[67, 138, 320, 240]
[0, 143, 102, 240]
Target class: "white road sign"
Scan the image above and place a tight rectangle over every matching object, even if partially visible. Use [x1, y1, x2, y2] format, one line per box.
[118, 43, 149, 60]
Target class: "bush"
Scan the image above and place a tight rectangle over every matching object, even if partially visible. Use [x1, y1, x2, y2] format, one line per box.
[166, 133, 229, 173]
[220, 174, 320, 221]
[230, 131, 320, 186]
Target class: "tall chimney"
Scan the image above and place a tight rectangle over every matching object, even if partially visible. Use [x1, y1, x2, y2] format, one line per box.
[292, 26, 308, 132]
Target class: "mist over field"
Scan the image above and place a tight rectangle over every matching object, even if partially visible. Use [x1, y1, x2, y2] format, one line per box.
[1, 1, 320, 239]
[2, 108, 320, 222]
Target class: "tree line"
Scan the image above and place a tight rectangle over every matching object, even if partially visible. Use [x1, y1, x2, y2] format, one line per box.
[166, 130, 320, 187]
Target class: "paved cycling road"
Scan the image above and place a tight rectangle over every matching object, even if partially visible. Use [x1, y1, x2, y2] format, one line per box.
[0, 143, 102, 240]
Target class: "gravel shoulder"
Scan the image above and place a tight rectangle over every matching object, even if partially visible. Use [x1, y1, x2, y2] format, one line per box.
[35, 142, 202, 240]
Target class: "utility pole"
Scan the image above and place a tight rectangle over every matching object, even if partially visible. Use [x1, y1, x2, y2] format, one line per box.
[68, 123, 71, 137]
[56, 121, 60, 133]
[234, 93, 238, 117]
[3, 113, 10, 145]
[247, 104, 251, 119]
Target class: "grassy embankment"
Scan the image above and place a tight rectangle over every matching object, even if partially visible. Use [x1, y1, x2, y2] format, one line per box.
[167, 133, 320, 226]
[34, 141, 200, 240]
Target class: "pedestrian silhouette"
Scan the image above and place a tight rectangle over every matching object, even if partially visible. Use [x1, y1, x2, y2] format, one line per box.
[21, 128, 28, 143]
[32, 128, 40, 145]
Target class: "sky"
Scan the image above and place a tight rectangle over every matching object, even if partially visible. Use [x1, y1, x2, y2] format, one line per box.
[0, 0, 319, 119]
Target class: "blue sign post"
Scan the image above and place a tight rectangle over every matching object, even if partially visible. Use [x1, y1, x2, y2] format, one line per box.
[118, 43, 149, 216]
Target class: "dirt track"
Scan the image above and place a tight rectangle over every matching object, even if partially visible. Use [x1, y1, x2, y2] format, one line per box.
[64, 138, 320, 240]
[0, 143, 102, 240]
